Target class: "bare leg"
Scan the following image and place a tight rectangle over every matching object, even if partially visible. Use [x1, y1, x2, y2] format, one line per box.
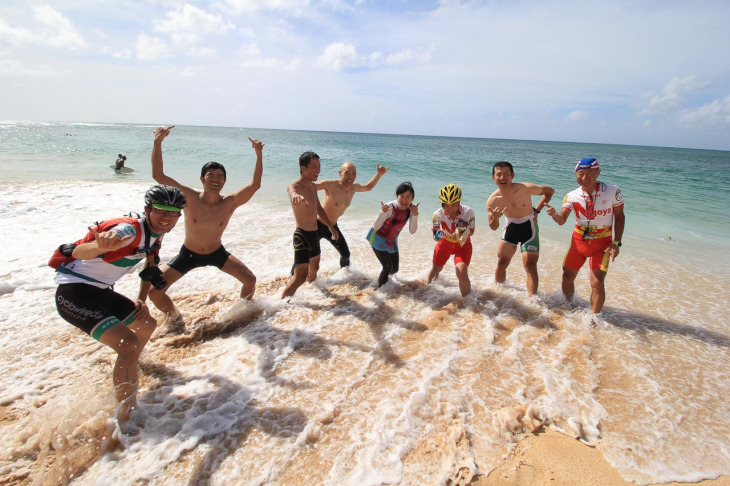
[589, 268, 608, 313]
[306, 255, 321, 283]
[221, 254, 257, 300]
[522, 251, 539, 295]
[99, 322, 146, 421]
[455, 262, 471, 296]
[428, 264, 443, 283]
[561, 267, 580, 302]
[148, 265, 184, 315]
[495, 241, 517, 284]
[283, 263, 309, 298]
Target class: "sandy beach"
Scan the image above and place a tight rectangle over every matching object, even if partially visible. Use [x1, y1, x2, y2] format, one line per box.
[476, 429, 730, 486]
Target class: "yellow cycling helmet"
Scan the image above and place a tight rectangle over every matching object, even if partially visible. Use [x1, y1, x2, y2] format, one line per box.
[439, 183, 462, 204]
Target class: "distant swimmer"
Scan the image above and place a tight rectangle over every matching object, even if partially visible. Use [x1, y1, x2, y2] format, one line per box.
[115, 154, 127, 170]
[366, 181, 419, 287]
[314, 161, 390, 269]
[51, 185, 185, 421]
[148, 125, 264, 318]
[427, 184, 475, 296]
[545, 158, 625, 314]
[486, 161, 554, 296]
[282, 152, 339, 298]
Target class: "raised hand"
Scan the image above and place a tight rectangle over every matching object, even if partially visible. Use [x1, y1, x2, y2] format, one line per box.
[249, 137, 264, 153]
[89, 226, 133, 251]
[410, 202, 420, 216]
[376, 163, 391, 176]
[153, 125, 175, 142]
[380, 201, 390, 213]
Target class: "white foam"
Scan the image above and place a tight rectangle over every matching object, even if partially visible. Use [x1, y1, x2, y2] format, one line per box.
[0, 180, 728, 484]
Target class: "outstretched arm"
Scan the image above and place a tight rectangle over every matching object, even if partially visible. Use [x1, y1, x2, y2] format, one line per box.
[357, 163, 391, 192]
[151, 126, 182, 188]
[231, 137, 264, 208]
[544, 204, 571, 226]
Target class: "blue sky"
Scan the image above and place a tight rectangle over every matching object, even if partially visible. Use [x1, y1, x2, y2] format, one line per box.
[1, 0, 729, 150]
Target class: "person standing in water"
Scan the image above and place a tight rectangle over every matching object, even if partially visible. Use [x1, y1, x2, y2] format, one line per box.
[148, 125, 264, 318]
[282, 151, 340, 298]
[545, 157, 625, 313]
[486, 161, 554, 296]
[314, 161, 390, 269]
[367, 181, 419, 287]
[52, 185, 185, 421]
[428, 184, 475, 296]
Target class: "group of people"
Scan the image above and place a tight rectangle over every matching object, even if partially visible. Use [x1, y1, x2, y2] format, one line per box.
[52, 127, 625, 420]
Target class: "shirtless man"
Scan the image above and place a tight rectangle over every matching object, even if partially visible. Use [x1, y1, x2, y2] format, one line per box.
[545, 158, 625, 313]
[148, 126, 264, 317]
[314, 161, 390, 269]
[282, 151, 339, 298]
[486, 161, 554, 295]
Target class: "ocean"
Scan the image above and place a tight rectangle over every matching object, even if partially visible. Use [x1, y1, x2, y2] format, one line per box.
[0, 121, 728, 485]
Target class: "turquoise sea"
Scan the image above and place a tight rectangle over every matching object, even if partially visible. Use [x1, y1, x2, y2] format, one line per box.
[1, 121, 729, 485]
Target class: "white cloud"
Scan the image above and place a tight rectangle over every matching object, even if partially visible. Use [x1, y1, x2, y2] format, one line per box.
[0, 57, 63, 77]
[384, 48, 431, 67]
[186, 46, 215, 58]
[222, 0, 309, 14]
[674, 95, 730, 127]
[0, 17, 34, 45]
[567, 110, 589, 123]
[33, 6, 86, 50]
[136, 33, 168, 61]
[640, 75, 710, 116]
[154, 3, 234, 44]
[317, 43, 430, 71]
[316, 42, 361, 70]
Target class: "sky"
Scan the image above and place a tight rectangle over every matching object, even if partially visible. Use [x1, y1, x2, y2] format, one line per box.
[1, 0, 729, 150]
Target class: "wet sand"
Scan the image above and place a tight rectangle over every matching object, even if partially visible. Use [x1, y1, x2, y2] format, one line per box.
[476, 428, 730, 486]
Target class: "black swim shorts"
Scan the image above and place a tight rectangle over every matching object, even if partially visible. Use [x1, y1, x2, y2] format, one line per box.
[167, 244, 231, 275]
[55, 283, 136, 341]
[292, 227, 321, 272]
[501, 219, 540, 253]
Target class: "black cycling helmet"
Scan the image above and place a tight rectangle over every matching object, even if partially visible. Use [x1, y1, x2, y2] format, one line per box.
[439, 183, 462, 204]
[144, 184, 186, 210]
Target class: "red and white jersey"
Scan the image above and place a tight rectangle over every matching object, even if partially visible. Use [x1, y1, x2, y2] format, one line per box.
[432, 205, 475, 243]
[55, 218, 162, 288]
[562, 182, 623, 237]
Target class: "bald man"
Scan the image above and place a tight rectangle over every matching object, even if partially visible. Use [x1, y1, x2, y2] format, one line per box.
[314, 161, 390, 269]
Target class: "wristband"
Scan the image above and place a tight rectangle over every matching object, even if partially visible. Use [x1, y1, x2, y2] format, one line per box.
[612, 241, 622, 247]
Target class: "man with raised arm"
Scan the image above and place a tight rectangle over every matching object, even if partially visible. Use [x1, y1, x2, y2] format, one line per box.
[149, 126, 264, 318]
[486, 161, 554, 296]
[545, 158, 625, 314]
[282, 151, 339, 298]
[52, 185, 185, 421]
[314, 161, 390, 269]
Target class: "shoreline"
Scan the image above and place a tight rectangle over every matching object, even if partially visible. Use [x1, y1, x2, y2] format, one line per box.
[475, 428, 730, 486]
